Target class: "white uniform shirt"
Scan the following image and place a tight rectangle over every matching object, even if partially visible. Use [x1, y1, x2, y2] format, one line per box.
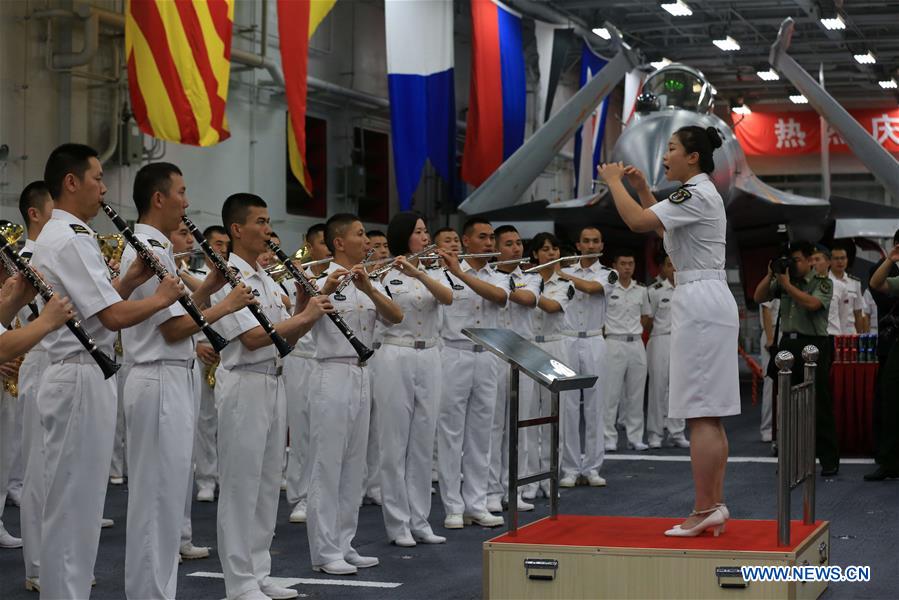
[561, 259, 614, 334]
[381, 268, 442, 342]
[604, 280, 651, 336]
[649, 173, 726, 271]
[289, 268, 325, 357]
[15, 238, 43, 326]
[826, 272, 848, 336]
[760, 298, 781, 346]
[833, 272, 863, 334]
[648, 278, 675, 335]
[120, 224, 192, 363]
[215, 253, 289, 369]
[531, 273, 573, 339]
[439, 261, 508, 343]
[495, 267, 540, 340]
[862, 288, 878, 334]
[312, 262, 388, 360]
[32, 209, 121, 361]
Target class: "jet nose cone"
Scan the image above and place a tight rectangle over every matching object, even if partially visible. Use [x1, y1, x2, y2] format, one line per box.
[609, 115, 678, 195]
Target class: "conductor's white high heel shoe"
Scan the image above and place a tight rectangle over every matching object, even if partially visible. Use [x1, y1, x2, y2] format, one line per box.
[664, 507, 727, 537]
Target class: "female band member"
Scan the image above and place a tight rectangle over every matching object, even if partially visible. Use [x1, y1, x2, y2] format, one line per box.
[374, 212, 452, 546]
[598, 126, 738, 537]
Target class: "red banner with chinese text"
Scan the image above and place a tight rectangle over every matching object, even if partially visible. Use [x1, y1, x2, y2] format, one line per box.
[732, 108, 899, 156]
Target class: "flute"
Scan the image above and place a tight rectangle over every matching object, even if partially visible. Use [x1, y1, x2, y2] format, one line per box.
[182, 217, 294, 358]
[0, 237, 120, 379]
[522, 253, 603, 274]
[334, 248, 375, 294]
[366, 244, 437, 279]
[266, 240, 375, 362]
[99, 202, 229, 353]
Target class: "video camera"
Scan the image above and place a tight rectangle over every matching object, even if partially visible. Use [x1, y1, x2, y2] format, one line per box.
[770, 224, 792, 276]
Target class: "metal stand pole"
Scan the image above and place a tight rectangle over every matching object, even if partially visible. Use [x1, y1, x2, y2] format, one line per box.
[776, 351, 794, 547]
[508, 366, 520, 534]
[550, 391, 560, 520]
[802, 346, 818, 525]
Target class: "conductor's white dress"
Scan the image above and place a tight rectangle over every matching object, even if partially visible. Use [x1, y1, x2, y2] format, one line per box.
[649, 173, 740, 419]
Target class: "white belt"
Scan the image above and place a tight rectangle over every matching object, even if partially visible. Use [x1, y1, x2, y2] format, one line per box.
[442, 339, 486, 353]
[534, 334, 562, 343]
[675, 269, 726, 285]
[319, 356, 368, 367]
[605, 334, 641, 342]
[232, 361, 283, 376]
[133, 358, 196, 369]
[650, 332, 671, 337]
[562, 329, 603, 338]
[53, 351, 112, 366]
[290, 349, 315, 359]
[382, 337, 438, 350]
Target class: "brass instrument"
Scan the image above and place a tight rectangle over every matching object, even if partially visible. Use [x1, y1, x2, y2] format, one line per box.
[204, 358, 219, 388]
[97, 234, 126, 276]
[265, 246, 333, 283]
[3, 318, 22, 397]
[0, 223, 26, 397]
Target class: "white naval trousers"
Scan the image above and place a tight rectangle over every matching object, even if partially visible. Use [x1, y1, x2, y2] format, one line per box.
[8, 387, 25, 496]
[285, 354, 314, 508]
[217, 368, 287, 599]
[306, 360, 371, 566]
[110, 364, 129, 479]
[373, 344, 441, 541]
[760, 342, 773, 437]
[364, 350, 381, 498]
[37, 359, 117, 599]
[193, 360, 219, 493]
[124, 362, 196, 600]
[603, 338, 647, 447]
[645, 334, 685, 443]
[180, 363, 204, 548]
[0, 388, 16, 529]
[561, 335, 606, 476]
[19, 348, 49, 580]
[437, 345, 499, 516]
[488, 357, 536, 501]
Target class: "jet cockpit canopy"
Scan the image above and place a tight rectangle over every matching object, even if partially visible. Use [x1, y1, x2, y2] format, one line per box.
[642, 64, 714, 114]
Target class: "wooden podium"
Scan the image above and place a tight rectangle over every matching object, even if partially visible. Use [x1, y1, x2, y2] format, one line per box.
[484, 515, 830, 599]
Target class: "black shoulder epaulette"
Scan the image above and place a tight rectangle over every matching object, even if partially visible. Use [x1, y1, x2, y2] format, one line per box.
[70, 224, 91, 235]
[566, 285, 575, 300]
[637, 282, 646, 287]
[653, 282, 663, 289]
[147, 239, 166, 249]
[848, 274, 860, 281]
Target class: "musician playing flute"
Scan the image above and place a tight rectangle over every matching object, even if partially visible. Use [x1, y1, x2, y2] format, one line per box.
[305, 213, 402, 576]
[31, 144, 184, 599]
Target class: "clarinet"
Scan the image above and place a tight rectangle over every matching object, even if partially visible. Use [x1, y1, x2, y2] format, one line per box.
[0, 237, 120, 379]
[100, 203, 228, 353]
[182, 217, 294, 358]
[266, 240, 375, 362]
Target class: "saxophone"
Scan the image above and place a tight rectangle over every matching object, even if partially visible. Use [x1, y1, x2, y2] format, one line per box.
[4, 318, 23, 397]
[204, 358, 219, 388]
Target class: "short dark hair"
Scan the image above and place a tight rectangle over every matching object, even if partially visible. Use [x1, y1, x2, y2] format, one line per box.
[613, 249, 637, 262]
[790, 240, 815, 258]
[306, 223, 326, 241]
[222, 193, 267, 233]
[893, 229, 899, 245]
[203, 225, 228, 240]
[133, 162, 182, 216]
[325, 213, 360, 253]
[366, 229, 387, 239]
[830, 240, 851, 256]
[462, 217, 491, 237]
[673, 126, 723, 174]
[812, 244, 830, 259]
[494, 225, 519, 241]
[576, 225, 602, 241]
[528, 232, 560, 261]
[433, 226, 456, 239]
[19, 181, 51, 227]
[43, 143, 98, 199]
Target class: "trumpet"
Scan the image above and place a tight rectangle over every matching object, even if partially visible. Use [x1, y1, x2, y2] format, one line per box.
[522, 253, 603, 274]
[265, 253, 333, 283]
[334, 248, 376, 294]
[366, 244, 437, 279]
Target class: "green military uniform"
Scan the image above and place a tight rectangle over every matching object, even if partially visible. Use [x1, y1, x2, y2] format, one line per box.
[768, 271, 839, 471]
[876, 275, 899, 473]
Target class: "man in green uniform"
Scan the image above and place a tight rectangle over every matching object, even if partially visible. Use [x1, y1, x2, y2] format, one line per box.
[865, 241, 899, 480]
[754, 241, 839, 477]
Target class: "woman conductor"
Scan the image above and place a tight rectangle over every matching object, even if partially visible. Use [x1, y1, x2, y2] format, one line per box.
[598, 126, 739, 537]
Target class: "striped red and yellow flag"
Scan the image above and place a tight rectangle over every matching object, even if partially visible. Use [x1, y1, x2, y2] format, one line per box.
[125, 0, 234, 146]
[279, 0, 336, 193]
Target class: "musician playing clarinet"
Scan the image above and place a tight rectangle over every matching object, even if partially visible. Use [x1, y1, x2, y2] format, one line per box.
[31, 144, 184, 599]
[214, 193, 333, 600]
[119, 163, 256, 600]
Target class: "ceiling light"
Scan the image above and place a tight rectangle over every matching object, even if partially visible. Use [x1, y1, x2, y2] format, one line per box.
[854, 51, 876, 64]
[650, 58, 672, 70]
[732, 105, 751, 115]
[592, 27, 611, 40]
[879, 79, 898, 89]
[819, 16, 846, 30]
[713, 36, 741, 52]
[756, 69, 780, 81]
[789, 94, 808, 104]
[660, 1, 692, 17]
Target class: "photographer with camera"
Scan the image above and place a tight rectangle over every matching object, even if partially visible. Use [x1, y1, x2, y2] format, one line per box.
[865, 236, 899, 481]
[753, 241, 840, 477]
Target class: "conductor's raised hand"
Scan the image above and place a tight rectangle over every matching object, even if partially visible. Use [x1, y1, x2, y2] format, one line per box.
[623, 165, 649, 193]
[597, 161, 627, 183]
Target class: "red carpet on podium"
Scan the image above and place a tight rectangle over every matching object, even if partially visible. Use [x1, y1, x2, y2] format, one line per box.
[491, 515, 822, 552]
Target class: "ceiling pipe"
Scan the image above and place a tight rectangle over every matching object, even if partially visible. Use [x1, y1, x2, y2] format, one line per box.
[34, 4, 100, 69]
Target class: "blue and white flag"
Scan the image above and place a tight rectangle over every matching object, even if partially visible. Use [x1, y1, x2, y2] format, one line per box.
[573, 42, 611, 197]
[385, 0, 455, 210]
